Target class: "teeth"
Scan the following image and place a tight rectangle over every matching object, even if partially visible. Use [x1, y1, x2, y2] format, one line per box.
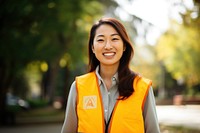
[103, 53, 115, 56]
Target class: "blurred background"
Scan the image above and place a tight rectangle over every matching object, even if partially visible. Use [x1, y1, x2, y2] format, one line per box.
[0, 0, 200, 132]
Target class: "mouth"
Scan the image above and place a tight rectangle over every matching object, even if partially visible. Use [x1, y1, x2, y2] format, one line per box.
[103, 52, 115, 57]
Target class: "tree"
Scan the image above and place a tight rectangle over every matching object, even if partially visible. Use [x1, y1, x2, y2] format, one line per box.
[0, 0, 105, 124]
[156, 0, 200, 89]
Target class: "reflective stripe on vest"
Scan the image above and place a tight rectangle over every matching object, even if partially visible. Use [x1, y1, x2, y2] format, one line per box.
[76, 72, 151, 133]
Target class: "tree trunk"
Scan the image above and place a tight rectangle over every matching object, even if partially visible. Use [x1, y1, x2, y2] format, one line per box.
[44, 59, 60, 104]
[0, 60, 14, 125]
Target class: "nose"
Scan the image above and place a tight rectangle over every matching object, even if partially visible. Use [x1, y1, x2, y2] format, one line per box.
[104, 41, 112, 50]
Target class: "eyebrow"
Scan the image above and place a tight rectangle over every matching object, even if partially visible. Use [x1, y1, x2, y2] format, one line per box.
[96, 33, 119, 37]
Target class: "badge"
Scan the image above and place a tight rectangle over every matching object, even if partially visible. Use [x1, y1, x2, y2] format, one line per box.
[83, 95, 97, 109]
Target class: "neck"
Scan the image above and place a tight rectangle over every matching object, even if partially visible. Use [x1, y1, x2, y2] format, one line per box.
[99, 64, 118, 80]
[99, 64, 118, 90]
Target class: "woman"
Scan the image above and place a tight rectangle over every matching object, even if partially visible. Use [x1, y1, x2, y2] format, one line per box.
[61, 17, 160, 133]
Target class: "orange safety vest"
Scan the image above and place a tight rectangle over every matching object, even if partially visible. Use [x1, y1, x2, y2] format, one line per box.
[76, 72, 151, 133]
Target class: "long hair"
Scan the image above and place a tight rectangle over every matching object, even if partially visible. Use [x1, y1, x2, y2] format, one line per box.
[88, 17, 137, 99]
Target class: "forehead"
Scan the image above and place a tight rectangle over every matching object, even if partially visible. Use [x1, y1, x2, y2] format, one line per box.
[95, 24, 118, 36]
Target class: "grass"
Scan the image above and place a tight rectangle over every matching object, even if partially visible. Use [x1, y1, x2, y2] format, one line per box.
[15, 106, 65, 125]
[17, 106, 64, 118]
[160, 125, 200, 133]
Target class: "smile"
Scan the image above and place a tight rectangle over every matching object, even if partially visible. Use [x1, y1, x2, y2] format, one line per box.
[103, 52, 115, 56]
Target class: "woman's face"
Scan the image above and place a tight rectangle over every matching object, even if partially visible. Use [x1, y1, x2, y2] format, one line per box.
[92, 24, 125, 67]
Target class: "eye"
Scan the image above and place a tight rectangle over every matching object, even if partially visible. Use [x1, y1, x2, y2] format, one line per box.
[97, 39, 104, 42]
[112, 38, 119, 41]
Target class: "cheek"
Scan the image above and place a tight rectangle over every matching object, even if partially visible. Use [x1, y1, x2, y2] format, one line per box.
[92, 43, 97, 52]
[117, 43, 125, 52]
[93, 44, 103, 52]
[91, 45, 95, 53]
[117, 44, 125, 57]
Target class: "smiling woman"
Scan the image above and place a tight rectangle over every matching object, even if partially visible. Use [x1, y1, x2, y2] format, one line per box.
[92, 24, 124, 69]
[61, 17, 160, 133]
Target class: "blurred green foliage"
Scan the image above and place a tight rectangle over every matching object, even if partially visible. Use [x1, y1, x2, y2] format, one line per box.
[27, 99, 49, 108]
[6, 105, 21, 113]
[0, 0, 108, 119]
[156, 6, 200, 88]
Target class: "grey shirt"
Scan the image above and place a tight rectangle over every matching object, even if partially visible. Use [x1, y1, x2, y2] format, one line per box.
[61, 67, 160, 133]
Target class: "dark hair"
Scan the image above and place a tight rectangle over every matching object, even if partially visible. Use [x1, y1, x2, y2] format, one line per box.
[88, 17, 137, 99]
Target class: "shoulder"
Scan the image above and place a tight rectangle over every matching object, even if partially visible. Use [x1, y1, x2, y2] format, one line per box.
[76, 72, 96, 80]
[134, 75, 152, 87]
[75, 72, 97, 86]
[133, 75, 152, 93]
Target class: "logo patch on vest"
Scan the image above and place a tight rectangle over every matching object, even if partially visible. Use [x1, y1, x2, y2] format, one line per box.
[83, 96, 97, 109]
